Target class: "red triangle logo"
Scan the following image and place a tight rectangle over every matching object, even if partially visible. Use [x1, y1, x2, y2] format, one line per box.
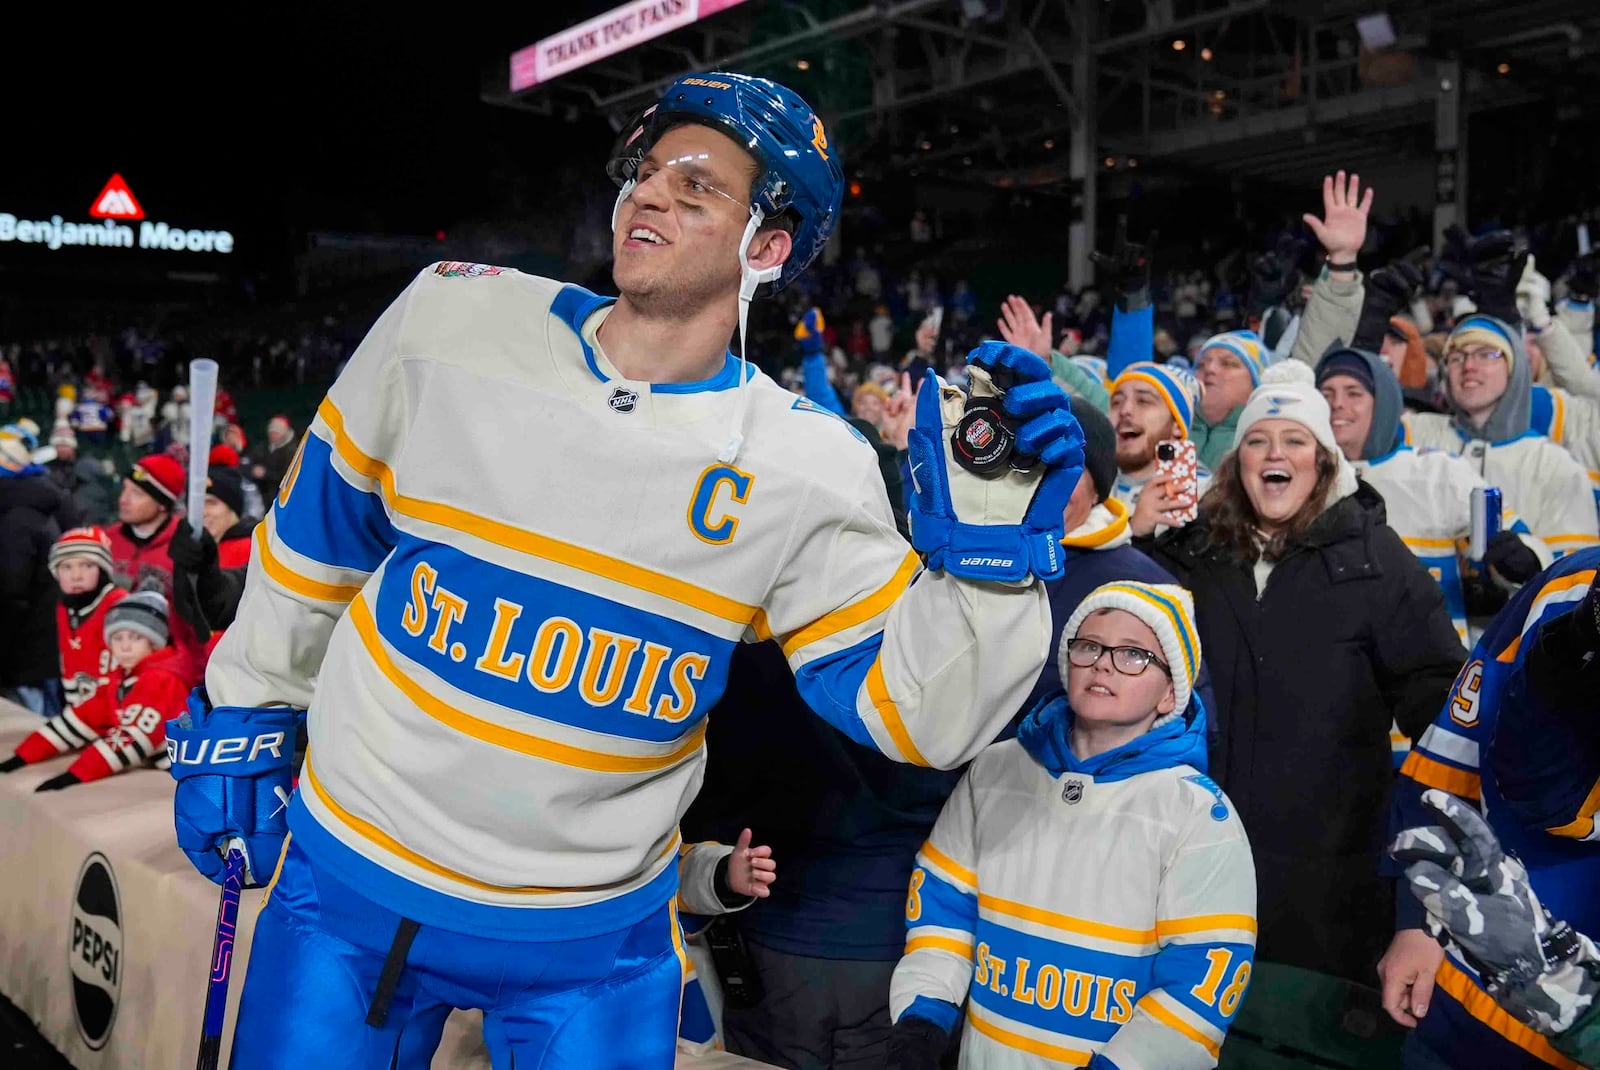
[89, 174, 145, 220]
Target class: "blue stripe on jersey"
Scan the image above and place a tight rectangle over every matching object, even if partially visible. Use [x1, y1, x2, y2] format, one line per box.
[272, 431, 396, 573]
[1413, 548, 1468, 639]
[1150, 940, 1257, 1032]
[903, 995, 961, 1032]
[374, 535, 735, 744]
[549, 283, 745, 394]
[968, 919, 1157, 1043]
[791, 630, 884, 752]
[287, 793, 678, 940]
[908, 859, 977, 934]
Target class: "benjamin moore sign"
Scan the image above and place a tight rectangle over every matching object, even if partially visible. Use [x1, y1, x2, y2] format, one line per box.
[0, 172, 234, 254]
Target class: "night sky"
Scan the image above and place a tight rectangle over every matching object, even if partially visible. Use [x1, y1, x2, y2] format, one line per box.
[1, 8, 623, 248]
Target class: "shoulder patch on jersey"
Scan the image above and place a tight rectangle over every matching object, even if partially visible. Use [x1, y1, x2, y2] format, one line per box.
[1181, 773, 1230, 821]
[433, 261, 510, 279]
[791, 396, 868, 444]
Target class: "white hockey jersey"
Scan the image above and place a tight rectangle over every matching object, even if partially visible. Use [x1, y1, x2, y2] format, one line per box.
[890, 718, 1256, 1069]
[208, 263, 1054, 938]
[1404, 417, 1599, 560]
[1358, 445, 1552, 645]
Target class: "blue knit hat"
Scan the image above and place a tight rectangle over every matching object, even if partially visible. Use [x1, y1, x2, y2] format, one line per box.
[1199, 329, 1269, 385]
[1111, 362, 1200, 439]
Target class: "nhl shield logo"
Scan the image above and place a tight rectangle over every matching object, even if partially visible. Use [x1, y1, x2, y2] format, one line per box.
[1062, 778, 1084, 805]
[608, 387, 639, 414]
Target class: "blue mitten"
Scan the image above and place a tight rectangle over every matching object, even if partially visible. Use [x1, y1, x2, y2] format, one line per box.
[906, 341, 1085, 583]
[168, 689, 301, 887]
[794, 307, 827, 356]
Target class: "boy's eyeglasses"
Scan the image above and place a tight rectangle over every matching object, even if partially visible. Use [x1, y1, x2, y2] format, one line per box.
[1065, 638, 1170, 677]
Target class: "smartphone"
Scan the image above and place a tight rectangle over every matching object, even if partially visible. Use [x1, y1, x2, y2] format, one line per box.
[1469, 486, 1502, 562]
[1156, 440, 1200, 525]
[1580, 223, 1592, 257]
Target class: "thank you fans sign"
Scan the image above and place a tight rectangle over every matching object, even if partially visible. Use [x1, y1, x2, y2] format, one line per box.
[0, 172, 235, 254]
[511, 0, 753, 91]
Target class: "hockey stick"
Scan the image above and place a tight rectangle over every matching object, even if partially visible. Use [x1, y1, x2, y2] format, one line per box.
[196, 842, 246, 1070]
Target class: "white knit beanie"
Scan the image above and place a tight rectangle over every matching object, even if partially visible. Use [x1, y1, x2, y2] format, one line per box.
[1233, 361, 1359, 502]
[1061, 581, 1201, 719]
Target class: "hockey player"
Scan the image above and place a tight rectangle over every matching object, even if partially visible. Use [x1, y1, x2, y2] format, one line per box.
[48, 526, 127, 709]
[1379, 550, 1600, 1069]
[888, 581, 1254, 1068]
[170, 73, 1085, 1069]
[0, 591, 191, 789]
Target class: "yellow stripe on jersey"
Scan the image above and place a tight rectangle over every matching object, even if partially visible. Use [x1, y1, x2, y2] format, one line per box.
[1140, 994, 1221, 1058]
[1548, 775, 1600, 840]
[347, 595, 708, 774]
[1155, 913, 1258, 940]
[319, 397, 761, 628]
[780, 550, 920, 658]
[977, 892, 1158, 948]
[966, 1004, 1093, 1065]
[304, 753, 682, 895]
[1061, 497, 1131, 550]
[1435, 960, 1585, 1070]
[1550, 391, 1567, 442]
[1402, 535, 1460, 550]
[905, 935, 974, 959]
[254, 525, 366, 604]
[865, 656, 931, 767]
[1400, 750, 1481, 800]
[920, 840, 977, 891]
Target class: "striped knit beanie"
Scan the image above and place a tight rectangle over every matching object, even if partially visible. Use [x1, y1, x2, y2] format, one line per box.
[1062, 581, 1201, 719]
[105, 590, 169, 649]
[1199, 329, 1270, 386]
[49, 527, 115, 576]
[1110, 362, 1201, 439]
[1445, 314, 1516, 375]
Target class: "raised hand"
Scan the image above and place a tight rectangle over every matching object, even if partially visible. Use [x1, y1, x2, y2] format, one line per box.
[996, 295, 1053, 360]
[880, 372, 918, 451]
[1302, 171, 1374, 262]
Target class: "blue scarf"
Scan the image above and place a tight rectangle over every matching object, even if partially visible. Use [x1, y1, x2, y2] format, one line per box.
[1016, 692, 1209, 782]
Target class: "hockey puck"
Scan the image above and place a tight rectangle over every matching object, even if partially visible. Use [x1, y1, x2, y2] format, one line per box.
[951, 401, 1015, 475]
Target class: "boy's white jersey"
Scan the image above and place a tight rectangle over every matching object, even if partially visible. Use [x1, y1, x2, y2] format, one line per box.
[891, 738, 1256, 1069]
[208, 263, 1053, 938]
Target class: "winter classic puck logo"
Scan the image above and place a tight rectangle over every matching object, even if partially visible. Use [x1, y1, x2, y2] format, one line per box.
[963, 416, 996, 450]
[608, 386, 639, 414]
[69, 853, 122, 1050]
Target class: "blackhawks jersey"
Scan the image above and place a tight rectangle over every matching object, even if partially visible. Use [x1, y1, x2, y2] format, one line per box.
[17, 646, 192, 782]
[207, 263, 1055, 939]
[1388, 549, 1600, 1069]
[57, 585, 127, 708]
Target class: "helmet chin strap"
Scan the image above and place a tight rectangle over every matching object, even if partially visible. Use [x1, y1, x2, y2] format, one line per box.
[722, 207, 781, 463]
[615, 178, 776, 464]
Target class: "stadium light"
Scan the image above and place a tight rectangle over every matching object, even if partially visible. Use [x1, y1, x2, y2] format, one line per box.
[1104, 156, 1116, 168]
[796, 59, 811, 71]
[1355, 13, 1397, 51]
[1172, 39, 1186, 52]
[1200, 47, 1213, 61]
[1496, 62, 1510, 74]
[1043, 138, 1056, 149]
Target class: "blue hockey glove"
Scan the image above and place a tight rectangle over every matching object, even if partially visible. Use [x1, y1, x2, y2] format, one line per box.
[168, 689, 301, 887]
[906, 341, 1085, 583]
[794, 307, 827, 356]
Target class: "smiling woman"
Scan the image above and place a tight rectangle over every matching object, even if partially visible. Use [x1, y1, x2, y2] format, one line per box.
[1148, 360, 1466, 990]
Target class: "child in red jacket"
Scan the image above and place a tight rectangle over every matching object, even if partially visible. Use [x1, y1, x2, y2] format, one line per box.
[0, 591, 194, 790]
[49, 527, 128, 709]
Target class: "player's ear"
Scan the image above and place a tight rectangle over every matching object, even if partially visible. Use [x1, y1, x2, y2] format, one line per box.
[746, 226, 792, 275]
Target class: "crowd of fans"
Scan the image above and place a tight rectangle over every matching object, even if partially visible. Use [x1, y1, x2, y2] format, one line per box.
[1, 168, 1598, 1069]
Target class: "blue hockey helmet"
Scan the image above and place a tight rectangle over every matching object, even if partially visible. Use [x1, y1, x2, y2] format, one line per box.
[607, 72, 844, 293]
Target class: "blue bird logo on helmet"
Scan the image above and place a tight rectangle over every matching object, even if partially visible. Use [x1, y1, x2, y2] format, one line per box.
[606, 72, 844, 293]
